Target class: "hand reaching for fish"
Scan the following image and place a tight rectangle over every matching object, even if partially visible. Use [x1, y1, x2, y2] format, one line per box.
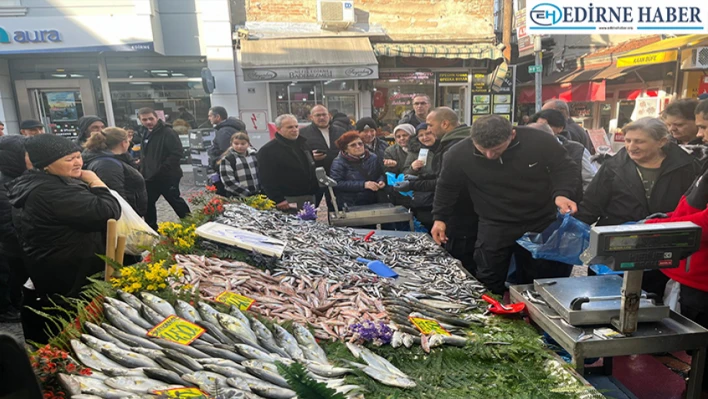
[431, 221, 448, 245]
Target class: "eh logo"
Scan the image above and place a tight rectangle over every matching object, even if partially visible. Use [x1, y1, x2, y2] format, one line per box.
[344, 1, 353, 8]
[530, 3, 563, 26]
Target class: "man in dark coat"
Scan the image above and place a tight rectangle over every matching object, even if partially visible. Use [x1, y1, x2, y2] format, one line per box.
[542, 100, 595, 154]
[399, 94, 432, 127]
[433, 115, 579, 294]
[356, 117, 388, 162]
[0, 136, 28, 322]
[207, 106, 247, 169]
[138, 107, 190, 229]
[299, 105, 346, 173]
[257, 114, 319, 211]
[76, 115, 106, 145]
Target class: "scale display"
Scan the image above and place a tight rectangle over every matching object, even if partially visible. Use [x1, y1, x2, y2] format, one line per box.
[606, 231, 696, 252]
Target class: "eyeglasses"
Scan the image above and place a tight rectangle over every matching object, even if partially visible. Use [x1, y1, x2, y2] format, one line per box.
[413, 102, 428, 106]
[348, 142, 365, 147]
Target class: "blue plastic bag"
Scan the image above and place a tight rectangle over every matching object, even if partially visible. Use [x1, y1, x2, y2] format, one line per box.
[385, 172, 413, 197]
[516, 213, 591, 265]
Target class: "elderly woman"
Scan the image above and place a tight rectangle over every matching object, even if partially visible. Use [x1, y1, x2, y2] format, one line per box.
[330, 131, 386, 208]
[83, 127, 147, 216]
[8, 134, 121, 343]
[576, 117, 700, 296]
[383, 123, 415, 174]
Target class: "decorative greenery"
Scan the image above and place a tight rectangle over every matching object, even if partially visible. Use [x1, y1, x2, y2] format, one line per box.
[275, 361, 347, 399]
[30, 345, 92, 399]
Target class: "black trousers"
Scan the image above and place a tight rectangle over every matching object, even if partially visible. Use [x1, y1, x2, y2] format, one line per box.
[145, 177, 191, 230]
[474, 218, 573, 294]
[0, 256, 25, 313]
[446, 235, 478, 277]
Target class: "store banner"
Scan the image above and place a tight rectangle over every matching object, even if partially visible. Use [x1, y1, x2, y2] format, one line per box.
[617, 51, 678, 67]
[243, 65, 378, 82]
[526, 0, 708, 35]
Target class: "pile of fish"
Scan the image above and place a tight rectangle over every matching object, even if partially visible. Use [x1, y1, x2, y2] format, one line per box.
[62, 290, 418, 398]
[175, 254, 387, 341]
[218, 204, 486, 305]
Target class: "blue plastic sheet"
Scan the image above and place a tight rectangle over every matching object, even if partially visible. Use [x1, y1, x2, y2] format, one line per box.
[516, 213, 591, 265]
[386, 172, 413, 197]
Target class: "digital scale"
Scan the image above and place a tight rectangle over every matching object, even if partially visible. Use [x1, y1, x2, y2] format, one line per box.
[534, 222, 701, 334]
[315, 167, 414, 231]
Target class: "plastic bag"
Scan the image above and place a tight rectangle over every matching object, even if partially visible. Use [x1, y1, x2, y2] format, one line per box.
[109, 189, 159, 255]
[516, 213, 591, 265]
[663, 279, 681, 313]
[385, 172, 413, 197]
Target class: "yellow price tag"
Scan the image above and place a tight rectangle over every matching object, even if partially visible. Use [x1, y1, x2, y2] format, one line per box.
[409, 316, 451, 336]
[147, 315, 205, 345]
[214, 291, 256, 311]
[153, 387, 210, 398]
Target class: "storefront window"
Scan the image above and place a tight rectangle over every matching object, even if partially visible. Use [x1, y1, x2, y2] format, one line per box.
[569, 102, 593, 127]
[270, 82, 324, 122]
[109, 81, 211, 130]
[372, 72, 435, 127]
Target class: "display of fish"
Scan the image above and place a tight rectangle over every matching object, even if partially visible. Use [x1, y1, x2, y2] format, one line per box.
[293, 323, 328, 364]
[272, 324, 304, 361]
[100, 346, 161, 369]
[71, 340, 126, 371]
[175, 299, 202, 323]
[346, 343, 417, 389]
[103, 376, 182, 394]
[104, 297, 154, 329]
[139, 292, 176, 318]
[103, 304, 148, 337]
[101, 323, 162, 350]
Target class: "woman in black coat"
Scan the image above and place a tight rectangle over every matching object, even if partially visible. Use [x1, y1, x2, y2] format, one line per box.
[330, 131, 386, 208]
[7, 134, 121, 343]
[83, 127, 148, 216]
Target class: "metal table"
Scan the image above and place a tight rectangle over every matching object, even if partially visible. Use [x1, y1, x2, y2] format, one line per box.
[511, 284, 708, 399]
[329, 203, 414, 231]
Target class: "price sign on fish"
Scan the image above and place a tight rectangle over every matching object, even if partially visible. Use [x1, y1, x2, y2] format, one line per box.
[409, 316, 451, 336]
[147, 315, 205, 345]
[152, 387, 210, 398]
[215, 291, 256, 311]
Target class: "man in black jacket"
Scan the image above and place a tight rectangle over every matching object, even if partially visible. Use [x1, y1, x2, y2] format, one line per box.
[138, 107, 190, 229]
[207, 106, 247, 169]
[257, 114, 319, 211]
[399, 94, 431, 127]
[543, 99, 595, 154]
[432, 115, 579, 294]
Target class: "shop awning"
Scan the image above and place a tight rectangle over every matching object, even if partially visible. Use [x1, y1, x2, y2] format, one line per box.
[617, 34, 708, 68]
[240, 37, 379, 82]
[517, 81, 606, 104]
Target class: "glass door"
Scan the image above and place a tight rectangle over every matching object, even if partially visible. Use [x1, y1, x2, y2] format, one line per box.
[438, 84, 468, 125]
[325, 94, 357, 120]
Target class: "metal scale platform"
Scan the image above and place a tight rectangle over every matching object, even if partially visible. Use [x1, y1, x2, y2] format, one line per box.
[534, 222, 701, 333]
[315, 167, 414, 231]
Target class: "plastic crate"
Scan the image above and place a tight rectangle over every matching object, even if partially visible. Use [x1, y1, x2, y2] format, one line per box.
[189, 128, 216, 149]
[193, 166, 209, 186]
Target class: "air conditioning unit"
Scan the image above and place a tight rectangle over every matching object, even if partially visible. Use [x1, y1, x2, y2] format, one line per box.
[686, 47, 708, 70]
[317, 0, 356, 30]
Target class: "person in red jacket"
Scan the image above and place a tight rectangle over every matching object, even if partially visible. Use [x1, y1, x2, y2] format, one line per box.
[645, 99, 708, 391]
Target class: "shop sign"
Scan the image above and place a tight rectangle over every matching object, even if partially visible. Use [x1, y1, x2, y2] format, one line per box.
[527, 0, 707, 35]
[437, 73, 469, 83]
[617, 51, 678, 68]
[243, 65, 378, 82]
[0, 27, 61, 44]
[147, 315, 205, 345]
[516, 8, 534, 57]
[378, 71, 435, 83]
[215, 291, 256, 311]
[152, 387, 210, 398]
[409, 316, 451, 336]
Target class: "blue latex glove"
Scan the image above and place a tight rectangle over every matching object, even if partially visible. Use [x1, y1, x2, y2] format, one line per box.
[394, 181, 412, 192]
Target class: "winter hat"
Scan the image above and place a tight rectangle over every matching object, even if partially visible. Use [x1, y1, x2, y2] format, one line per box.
[699, 93, 708, 101]
[77, 115, 106, 141]
[19, 120, 44, 130]
[416, 123, 428, 133]
[25, 134, 81, 170]
[355, 117, 378, 132]
[393, 123, 415, 137]
[0, 135, 28, 178]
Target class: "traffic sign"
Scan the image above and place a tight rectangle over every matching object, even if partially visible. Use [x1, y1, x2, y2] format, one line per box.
[528, 65, 543, 74]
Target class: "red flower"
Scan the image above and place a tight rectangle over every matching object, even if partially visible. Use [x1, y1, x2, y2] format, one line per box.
[79, 368, 92, 376]
[206, 185, 217, 192]
[144, 253, 152, 263]
[65, 363, 76, 373]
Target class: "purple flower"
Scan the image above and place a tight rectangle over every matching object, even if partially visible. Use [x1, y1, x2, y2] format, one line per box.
[349, 321, 393, 346]
[296, 202, 318, 221]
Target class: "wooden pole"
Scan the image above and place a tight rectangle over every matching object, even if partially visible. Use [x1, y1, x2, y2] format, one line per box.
[105, 219, 117, 281]
[115, 235, 127, 267]
[502, 0, 513, 61]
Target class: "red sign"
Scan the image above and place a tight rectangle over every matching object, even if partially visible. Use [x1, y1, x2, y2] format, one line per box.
[698, 76, 708, 97]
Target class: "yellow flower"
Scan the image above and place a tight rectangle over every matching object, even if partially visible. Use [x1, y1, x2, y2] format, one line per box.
[147, 284, 156, 291]
[131, 282, 142, 290]
[158, 283, 166, 289]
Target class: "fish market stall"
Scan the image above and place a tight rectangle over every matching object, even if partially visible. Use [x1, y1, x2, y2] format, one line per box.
[27, 194, 602, 399]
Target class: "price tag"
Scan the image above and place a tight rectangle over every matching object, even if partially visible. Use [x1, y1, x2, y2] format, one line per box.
[214, 291, 256, 311]
[153, 387, 210, 398]
[409, 316, 451, 336]
[147, 315, 205, 345]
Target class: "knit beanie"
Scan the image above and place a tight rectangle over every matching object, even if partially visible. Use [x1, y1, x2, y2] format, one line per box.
[25, 134, 81, 169]
[393, 123, 415, 137]
[416, 123, 428, 133]
[77, 115, 105, 143]
[355, 117, 378, 132]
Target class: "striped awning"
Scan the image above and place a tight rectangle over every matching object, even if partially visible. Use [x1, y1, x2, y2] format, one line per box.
[373, 43, 504, 61]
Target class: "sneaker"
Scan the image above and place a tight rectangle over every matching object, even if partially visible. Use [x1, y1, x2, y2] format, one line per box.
[0, 309, 21, 323]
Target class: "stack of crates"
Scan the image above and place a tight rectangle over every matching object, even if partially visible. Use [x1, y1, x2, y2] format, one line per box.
[188, 128, 216, 186]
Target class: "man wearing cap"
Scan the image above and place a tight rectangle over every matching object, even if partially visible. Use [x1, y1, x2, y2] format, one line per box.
[76, 115, 106, 145]
[356, 117, 388, 162]
[19, 120, 45, 137]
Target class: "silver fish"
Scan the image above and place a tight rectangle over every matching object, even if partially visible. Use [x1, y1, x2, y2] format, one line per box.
[80, 333, 123, 353]
[402, 333, 414, 348]
[101, 323, 162, 350]
[197, 357, 245, 371]
[104, 376, 181, 394]
[140, 304, 165, 325]
[303, 360, 352, 378]
[244, 366, 290, 388]
[272, 324, 304, 360]
[250, 319, 290, 359]
[104, 304, 148, 337]
[149, 337, 210, 359]
[192, 344, 247, 363]
[247, 382, 297, 399]
[347, 361, 417, 389]
[139, 292, 176, 317]
[154, 356, 192, 375]
[203, 364, 263, 384]
[100, 346, 161, 369]
[428, 333, 469, 348]
[217, 313, 260, 346]
[228, 306, 252, 329]
[391, 331, 403, 348]
[69, 374, 136, 398]
[234, 343, 278, 362]
[84, 322, 132, 350]
[346, 343, 408, 378]
[144, 367, 191, 386]
[71, 339, 126, 371]
[117, 289, 144, 310]
[101, 367, 146, 377]
[182, 371, 228, 390]
[226, 377, 253, 391]
[197, 302, 222, 325]
[58, 373, 81, 396]
[104, 297, 154, 329]
[164, 348, 205, 371]
[129, 347, 165, 360]
[196, 319, 236, 345]
[292, 324, 328, 363]
[241, 360, 279, 373]
[175, 299, 202, 323]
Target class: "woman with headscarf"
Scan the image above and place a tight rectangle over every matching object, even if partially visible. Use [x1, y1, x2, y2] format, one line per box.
[7, 134, 121, 343]
[383, 123, 415, 174]
[330, 131, 386, 208]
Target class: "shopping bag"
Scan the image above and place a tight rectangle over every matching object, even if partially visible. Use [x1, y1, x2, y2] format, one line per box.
[516, 213, 591, 265]
[108, 189, 159, 255]
[663, 279, 681, 313]
[386, 172, 413, 197]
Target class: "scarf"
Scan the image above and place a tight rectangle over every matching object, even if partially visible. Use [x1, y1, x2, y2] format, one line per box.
[340, 149, 371, 163]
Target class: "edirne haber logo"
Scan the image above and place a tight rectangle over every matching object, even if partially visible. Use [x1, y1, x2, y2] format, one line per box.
[527, 0, 707, 34]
